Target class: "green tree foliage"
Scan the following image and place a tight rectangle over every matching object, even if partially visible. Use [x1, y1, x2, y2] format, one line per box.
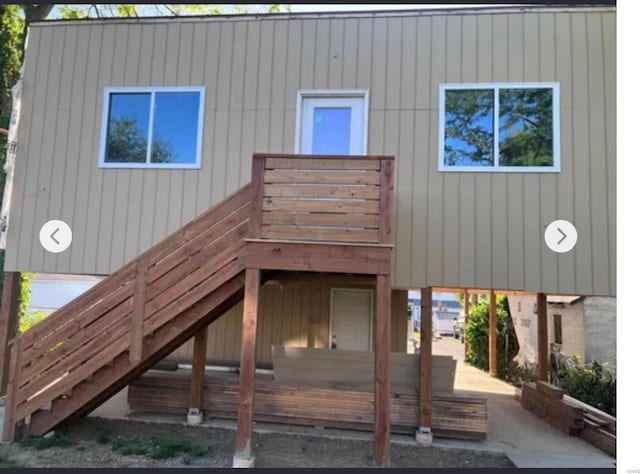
[465, 296, 519, 378]
[56, 4, 290, 19]
[551, 355, 616, 416]
[0, 5, 24, 117]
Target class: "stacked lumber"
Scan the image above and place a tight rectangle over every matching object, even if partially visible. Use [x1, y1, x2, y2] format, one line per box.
[564, 395, 616, 457]
[128, 370, 488, 440]
[520, 381, 584, 436]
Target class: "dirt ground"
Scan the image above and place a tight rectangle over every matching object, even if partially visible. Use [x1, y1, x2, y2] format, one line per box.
[0, 417, 514, 468]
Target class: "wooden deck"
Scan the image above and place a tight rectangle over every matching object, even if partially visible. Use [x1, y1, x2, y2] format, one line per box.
[128, 370, 488, 440]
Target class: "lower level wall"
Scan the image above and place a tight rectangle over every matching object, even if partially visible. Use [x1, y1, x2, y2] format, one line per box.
[583, 297, 616, 368]
[169, 274, 409, 367]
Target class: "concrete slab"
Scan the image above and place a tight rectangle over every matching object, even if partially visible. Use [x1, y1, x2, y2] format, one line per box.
[432, 337, 616, 469]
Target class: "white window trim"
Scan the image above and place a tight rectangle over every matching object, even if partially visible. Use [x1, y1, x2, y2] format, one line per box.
[295, 89, 369, 155]
[98, 86, 206, 169]
[438, 82, 561, 173]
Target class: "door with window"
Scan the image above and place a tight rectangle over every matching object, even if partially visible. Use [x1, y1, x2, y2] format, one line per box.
[297, 92, 368, 155]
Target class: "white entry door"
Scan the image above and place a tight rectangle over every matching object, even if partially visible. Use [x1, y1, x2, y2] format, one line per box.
[297, 92, 368, 155]
[330, 288, 374, 351]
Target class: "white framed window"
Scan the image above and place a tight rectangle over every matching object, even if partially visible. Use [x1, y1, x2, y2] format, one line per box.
[296, 90, 368, 155]
[98, 86, 205, 169]
[439, 82, 560, 172]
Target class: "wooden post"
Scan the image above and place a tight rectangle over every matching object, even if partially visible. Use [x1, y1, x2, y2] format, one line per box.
[463, 289, 469, 360]
[416, 287, 433, 447]
[2, 337, 21, 441]
[374, 274, 391, 466]
[0, 272, 21, 396]
[187, 326, 208, 425]
[537, 293, 549, 381]
[234, 268, 260, 468]
[130, 257, 148, 365]
[489, 290, 497, 377]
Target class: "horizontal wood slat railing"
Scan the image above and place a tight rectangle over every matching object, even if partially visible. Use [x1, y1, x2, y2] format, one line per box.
[251, 154, 395, 244]
[3, 184, 252, 441]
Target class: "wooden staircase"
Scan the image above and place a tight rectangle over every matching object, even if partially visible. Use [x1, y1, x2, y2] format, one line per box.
[2, 153, 396, 466]
[2, 184, 252, 441]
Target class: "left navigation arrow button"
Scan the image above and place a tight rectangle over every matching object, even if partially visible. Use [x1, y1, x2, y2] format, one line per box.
[39, 220, 72, 253]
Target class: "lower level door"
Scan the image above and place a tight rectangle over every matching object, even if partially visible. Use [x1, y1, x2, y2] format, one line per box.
[330, 288, 373, 351]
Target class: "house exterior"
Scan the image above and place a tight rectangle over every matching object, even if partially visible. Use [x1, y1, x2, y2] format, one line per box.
[0, 5, 616, 467]
[508, 294, 616, 369]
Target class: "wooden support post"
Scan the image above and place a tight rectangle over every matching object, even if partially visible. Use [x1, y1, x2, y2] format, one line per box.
[489, 290, 498, 377]
[374, 274, 391, 466]
[234, 268, 260, 468]
[130, 256, 148, 364]
[2, 337, 21, 441]
[416, 287, 433, 447]
[463, 289, 469, 360]
[0, 272, 21, 396]
[537, 293, 549, 382]
[187, 326, 208, 425]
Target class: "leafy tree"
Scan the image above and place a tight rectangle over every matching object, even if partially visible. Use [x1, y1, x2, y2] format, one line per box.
[465, 296, 520, 379]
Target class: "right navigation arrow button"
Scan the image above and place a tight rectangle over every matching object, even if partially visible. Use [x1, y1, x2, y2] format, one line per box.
[544, 220, 577, 254]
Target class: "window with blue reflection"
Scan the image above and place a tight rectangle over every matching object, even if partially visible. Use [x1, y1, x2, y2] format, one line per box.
[444, 89, 494, 167]
[105, 93, 151, 163]
[312, 107, 351, 155]
[151, 92, 200, 164]
[101, 88, 203, 167]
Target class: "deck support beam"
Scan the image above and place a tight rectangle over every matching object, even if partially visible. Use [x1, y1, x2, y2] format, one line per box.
[374, 274, 391, 466]
[463, 289, 469, 360]
[0, 272, 20, 396]
[234, 269, 260, 468]
[537, 293, 549, 382]
[187, 326, 208, 425]
[489, 290, 498, 377]
[417, 287, 433, 447]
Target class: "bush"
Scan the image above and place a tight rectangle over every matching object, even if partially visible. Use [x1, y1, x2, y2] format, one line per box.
[465, 296, 519, 379]
[552, 355, 616, 416]
[19, 310, 47, 334]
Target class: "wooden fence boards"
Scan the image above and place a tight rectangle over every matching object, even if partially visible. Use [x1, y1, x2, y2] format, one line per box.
[271, 347, 456, 393]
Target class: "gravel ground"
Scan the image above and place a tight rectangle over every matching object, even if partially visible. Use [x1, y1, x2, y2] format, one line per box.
[0, 418, 514, 468]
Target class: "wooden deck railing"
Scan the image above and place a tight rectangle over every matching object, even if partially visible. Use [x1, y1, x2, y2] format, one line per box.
[4, 184, 252, 440]
[250, 154, 395, 245]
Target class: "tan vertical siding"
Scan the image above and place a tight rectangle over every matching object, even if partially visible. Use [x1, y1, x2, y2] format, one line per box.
[170, 277, 409, 366]
[6, 9, 615, 296]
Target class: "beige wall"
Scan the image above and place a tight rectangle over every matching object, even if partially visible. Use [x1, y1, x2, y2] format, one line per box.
[5, 8, 616, 295]
[170, 276, 409, 367]
[508, 295, 586, 365]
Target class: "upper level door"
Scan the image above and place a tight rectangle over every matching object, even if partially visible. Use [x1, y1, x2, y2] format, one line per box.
[297, 92, 368, 155]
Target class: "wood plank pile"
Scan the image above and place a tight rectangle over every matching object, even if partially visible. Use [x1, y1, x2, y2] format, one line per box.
[564, 395, 616, 457]
[520, 381, 617, 457]
[520, 381, 584, 435]
[128, 370, 488, 440]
